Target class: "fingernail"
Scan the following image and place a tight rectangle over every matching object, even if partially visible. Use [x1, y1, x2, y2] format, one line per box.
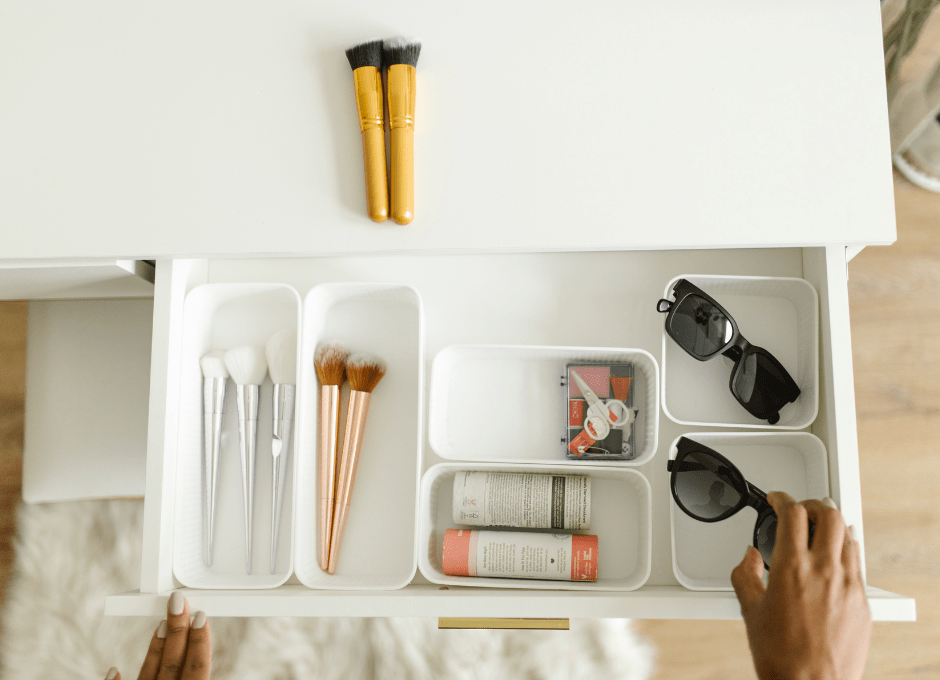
[156, 620, 167, 639]
[849, 525, 860, 542]
[169, 591, 184, 616]
[822, 496, 838, 509]
[192, 611, 207, 630]
[105, 667, 118, 680]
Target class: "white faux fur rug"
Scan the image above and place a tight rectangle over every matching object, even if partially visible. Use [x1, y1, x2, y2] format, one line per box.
[0, 501, 654, 679]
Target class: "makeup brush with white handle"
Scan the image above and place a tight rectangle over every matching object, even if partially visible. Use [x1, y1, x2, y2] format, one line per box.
[265, 329, 297, 574]
[224, 345, 268, 574]
[200, 350, 228, 567]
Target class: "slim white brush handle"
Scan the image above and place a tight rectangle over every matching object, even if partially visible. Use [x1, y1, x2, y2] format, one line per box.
[236, 384, 260, 574]
[203, 376, 226, 567]
[270, 383, 294, 574]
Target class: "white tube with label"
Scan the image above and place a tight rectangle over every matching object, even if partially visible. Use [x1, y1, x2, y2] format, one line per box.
[452, 471, 591, 530]
[442, 529, 598, 581]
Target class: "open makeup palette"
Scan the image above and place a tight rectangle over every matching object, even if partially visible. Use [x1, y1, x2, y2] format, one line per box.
[100, 246, 915, 621]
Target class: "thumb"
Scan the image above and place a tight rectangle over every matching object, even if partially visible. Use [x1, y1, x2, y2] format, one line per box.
[731, 546, 766, 616]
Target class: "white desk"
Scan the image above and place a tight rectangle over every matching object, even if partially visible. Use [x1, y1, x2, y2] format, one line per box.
[0, 0, 913, 622]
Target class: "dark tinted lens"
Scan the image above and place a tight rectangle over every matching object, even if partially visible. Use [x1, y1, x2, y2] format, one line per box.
[669, 294, 733, 357]
[673, 450, 746, 520]
[732, 350, 797, 416]
[755, 513, 777, 566]
[755, 513, 816, 568]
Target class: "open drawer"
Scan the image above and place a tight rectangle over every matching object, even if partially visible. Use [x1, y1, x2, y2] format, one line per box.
[104, 246, 916, 621]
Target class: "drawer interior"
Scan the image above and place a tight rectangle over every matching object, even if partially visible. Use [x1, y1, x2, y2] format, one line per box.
[113, 247, 916, 620]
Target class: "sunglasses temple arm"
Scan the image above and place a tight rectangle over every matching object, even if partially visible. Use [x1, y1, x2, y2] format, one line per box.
[746, 484, 769, 510]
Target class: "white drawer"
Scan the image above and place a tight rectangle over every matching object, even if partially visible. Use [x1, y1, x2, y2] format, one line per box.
[105, 247, 916, 621]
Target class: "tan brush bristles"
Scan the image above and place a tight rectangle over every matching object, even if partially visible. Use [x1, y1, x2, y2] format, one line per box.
[314, 343, 349, 386]
[346, 354, 387, 393]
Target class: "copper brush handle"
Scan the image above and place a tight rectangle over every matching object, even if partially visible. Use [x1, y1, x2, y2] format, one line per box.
[318, 384, 341, 572]
[353, 66, 389, 222]
[387, 63, 416, 225]
[327, 389, 372, 574]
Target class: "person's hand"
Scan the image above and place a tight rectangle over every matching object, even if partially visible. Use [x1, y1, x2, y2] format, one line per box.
[105, 592, 211, 680]
[731, 492, 871, 680]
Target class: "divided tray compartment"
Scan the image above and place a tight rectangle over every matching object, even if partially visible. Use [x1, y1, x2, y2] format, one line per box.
[418, 463, 652, 591]
[294, 283, 424, 590]
[668, 432, 830, 591]
[428, 345, 660, 466]
[174, 283, 301, 589]
[660, 275, 819, 429]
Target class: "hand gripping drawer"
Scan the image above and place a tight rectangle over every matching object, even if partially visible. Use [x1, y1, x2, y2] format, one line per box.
[105, 248, 915, 621]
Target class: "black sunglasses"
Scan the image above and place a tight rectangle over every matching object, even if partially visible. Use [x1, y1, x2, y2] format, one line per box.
[657, 279, 801, 425]
[667, 437, 814, 569]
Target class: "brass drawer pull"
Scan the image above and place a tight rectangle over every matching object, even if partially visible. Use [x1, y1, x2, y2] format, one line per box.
[438, 618, 569, 630]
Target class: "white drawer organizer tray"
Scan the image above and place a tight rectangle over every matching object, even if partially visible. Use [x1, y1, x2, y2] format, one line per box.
[294, 283, 425, 590]
[174, 284, 301, 589]
[668, 432, 830, 591]
[429, 345, 659, 466]
[418, 463, 652, 591]
[109, 248, 915, 621]
[661, 275, 819, 430]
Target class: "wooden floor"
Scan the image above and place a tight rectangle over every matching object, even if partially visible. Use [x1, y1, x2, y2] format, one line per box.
[0, 178, 938, 677]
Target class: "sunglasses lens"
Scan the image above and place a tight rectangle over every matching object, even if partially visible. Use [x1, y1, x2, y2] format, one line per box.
[670, 294, 734, 357]
[731, 349, 797, 418]
[755, 512, 777, 566]
[673, 450, 746, 520]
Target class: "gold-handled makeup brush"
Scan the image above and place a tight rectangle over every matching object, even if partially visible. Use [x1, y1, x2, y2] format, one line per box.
[383, 37, 421, 225]
[346, 39, 389, 223]
[327, 353, 386, 574]
[314, 342, 349, 573]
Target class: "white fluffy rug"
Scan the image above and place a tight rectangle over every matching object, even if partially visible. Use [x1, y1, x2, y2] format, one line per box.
[1, 501, 654, 679]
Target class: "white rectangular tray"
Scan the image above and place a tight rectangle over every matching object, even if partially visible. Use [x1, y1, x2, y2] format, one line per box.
[668, 432, 830, 591]
[294, 282, 424, 590]
[661, 275, 819, 429]
[428, 345, 659, 466]
[174, 283, 301, 589]
[419, 462, 652, 591]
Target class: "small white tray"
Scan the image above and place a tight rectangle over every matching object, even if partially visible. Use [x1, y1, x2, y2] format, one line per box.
[294, 283, 424, 590]
[174, 283, 301, 589]
[418, 463, 652, 591]
[661, 275, 819, 429]
[428, 345, 660, 466]
[668, 432, 830, 591]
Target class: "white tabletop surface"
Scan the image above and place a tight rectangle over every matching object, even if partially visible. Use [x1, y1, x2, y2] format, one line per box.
[0, 0, 895, 259]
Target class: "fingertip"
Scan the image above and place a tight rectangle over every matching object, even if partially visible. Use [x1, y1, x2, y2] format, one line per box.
[766, 490, 797, 511]
[192, 611, 207, 630]
[169, 590, 186, 617]
[156, 620, 167, 639]
[822, 496, 838, 510]
[105, 668, 119, 680]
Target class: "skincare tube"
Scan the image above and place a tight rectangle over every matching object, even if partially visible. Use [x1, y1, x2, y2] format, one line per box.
[452, 472, 591, 530]
[442, 529, 598, 581]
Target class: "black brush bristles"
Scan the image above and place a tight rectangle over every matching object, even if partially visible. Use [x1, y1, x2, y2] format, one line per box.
[382, 37, 421, 67]
[345, 39, 383, 71]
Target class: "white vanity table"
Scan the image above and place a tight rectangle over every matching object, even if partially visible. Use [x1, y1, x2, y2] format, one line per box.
[0, 0, 915, 620]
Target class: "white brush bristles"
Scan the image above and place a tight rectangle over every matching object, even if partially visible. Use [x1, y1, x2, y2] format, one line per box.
[266, 329, 297, 385]
[224, 346, 268, 386]
[200, 350, 229, 378]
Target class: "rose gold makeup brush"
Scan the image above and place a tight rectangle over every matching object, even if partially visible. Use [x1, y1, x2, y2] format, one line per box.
[314, 342, 348, 573]
[327, 353, 386, 574]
